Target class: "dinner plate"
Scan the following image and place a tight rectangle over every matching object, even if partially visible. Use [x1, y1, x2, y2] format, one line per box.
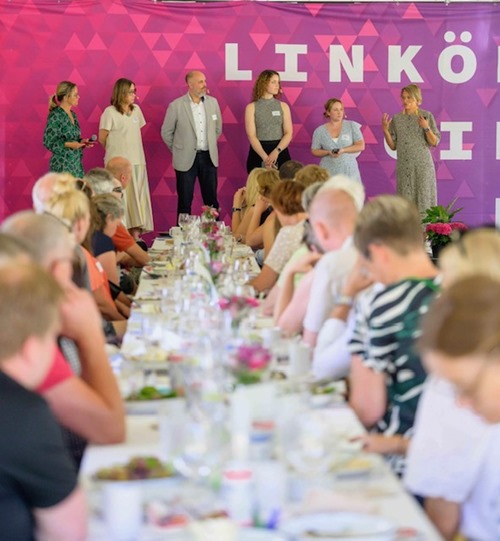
[239, 529, 287, 540]
[280, 512, 396, 541]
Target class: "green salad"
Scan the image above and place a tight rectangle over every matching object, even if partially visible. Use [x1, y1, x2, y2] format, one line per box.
[127, 385, 177, 401]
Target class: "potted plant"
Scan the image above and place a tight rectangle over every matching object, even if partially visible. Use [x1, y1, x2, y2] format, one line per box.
[422, 197, 468, 258]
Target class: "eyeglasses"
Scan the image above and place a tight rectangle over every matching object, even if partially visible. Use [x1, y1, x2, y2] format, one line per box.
[127, 89, 137, 95]
[112, 187, 123, 194]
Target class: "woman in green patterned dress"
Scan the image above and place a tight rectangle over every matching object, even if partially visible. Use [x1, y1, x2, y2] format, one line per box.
[43, 81, 93, 178]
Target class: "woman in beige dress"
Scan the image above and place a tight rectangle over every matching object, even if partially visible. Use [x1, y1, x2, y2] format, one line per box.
[99, 78, 154, 236]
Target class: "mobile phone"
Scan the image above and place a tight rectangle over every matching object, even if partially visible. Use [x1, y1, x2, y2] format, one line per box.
[332, 148, 339, 154]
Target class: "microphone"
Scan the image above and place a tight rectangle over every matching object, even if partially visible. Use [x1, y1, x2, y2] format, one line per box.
[82, 134, 97, 147]
[200, 96, 205, 102]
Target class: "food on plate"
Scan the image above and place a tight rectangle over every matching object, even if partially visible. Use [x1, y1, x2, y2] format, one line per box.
[95, 456, 175, 481]
[126, 385, 177, 401]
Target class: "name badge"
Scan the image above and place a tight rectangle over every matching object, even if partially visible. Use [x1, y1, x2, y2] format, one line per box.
[212, 114, 218, 120]
[272, 110, 281, 117]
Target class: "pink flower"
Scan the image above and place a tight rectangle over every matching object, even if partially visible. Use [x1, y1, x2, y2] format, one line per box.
[449, 222, 468, 232]
[426, 223, 452, 236]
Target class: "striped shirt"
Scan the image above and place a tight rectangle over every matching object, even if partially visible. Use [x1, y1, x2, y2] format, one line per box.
[349, 277, 440, 474]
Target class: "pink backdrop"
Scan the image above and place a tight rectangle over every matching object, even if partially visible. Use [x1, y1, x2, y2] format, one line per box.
[1, 0, 499, 229]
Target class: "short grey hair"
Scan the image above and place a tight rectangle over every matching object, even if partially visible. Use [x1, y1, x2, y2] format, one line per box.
[317, 174, 365, 212]
[1, 210, 74, 268]
[84, 168, 115, 195]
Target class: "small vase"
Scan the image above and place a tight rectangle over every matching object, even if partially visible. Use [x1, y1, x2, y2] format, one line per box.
[431, 243, 446, 260]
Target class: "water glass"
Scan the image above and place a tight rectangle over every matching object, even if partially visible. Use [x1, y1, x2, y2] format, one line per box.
[102, 481, 142, 540]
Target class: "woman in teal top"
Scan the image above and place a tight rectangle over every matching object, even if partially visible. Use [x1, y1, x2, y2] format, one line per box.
[43, 81, 93, 178]
[311, 98, 365, 182]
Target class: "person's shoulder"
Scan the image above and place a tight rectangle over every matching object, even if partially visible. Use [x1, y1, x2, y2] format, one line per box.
[100, 105, 116, 117]
[48, 106, 63, 118]
[0, 372, 48, 424]
[347, 119, 361, 128]
[280, 100, 291, 112]
[112, 223, 135, 251]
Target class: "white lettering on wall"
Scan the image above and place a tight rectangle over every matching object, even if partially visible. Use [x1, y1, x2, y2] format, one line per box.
[440, 122, 473, 160]
[497, 122, 500, 159]
[388, 45, 423, 83]
[329, 45, 364, 82]
[225, 43, 252, 81]
[438, 31, 477, 84]
[275, 44, 308, 82]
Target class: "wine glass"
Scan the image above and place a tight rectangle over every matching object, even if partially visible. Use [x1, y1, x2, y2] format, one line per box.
[178, 213, 190, 230]
[282, 410, 337, 477]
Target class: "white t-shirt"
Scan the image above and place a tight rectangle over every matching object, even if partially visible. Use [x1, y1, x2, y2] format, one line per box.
[405, 377, 500, 540]
[99, 105, 146, 165]
[303, 237, 357, 334]
[313, 284, 382, 381]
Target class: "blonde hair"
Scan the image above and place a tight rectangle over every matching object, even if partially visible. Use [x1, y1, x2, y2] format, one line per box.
[48, 188, 90, 228]
[244, 168, 264, 209]
[439, 228, 500, 286]
[295, 165, 330, 188]
[48, 81, 77, 112]
[256, 169, 280, 199]
[0, 262, 63, 363]
[354, 195, 422, 258]
[419, 276, 500, 360]
[401, 84, 422, 106]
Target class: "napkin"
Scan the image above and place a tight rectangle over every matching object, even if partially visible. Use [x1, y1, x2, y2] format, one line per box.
[288, 487, 378, 517]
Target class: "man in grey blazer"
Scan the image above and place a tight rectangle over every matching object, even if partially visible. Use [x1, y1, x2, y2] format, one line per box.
[161, 71, 223, 217]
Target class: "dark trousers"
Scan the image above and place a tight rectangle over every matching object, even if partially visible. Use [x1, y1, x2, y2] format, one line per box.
[246, 140, 292, 173]
[175, 151, 219, 216]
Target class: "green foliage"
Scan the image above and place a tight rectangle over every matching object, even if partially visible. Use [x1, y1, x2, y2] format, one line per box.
[422, 197, 463, 224]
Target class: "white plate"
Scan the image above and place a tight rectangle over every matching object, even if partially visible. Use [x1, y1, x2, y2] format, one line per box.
[155, 527, 287, 540]
[125, 398, 173, 415]
[239, 529, 287, 541]
[280, 512, 396, 541]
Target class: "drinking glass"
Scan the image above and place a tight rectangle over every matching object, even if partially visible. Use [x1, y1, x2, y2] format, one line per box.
[282, 410, 337, 477]
[178, 213, 190, 230]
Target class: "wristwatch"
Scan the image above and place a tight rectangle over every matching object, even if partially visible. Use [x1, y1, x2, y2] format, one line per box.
[335, 294, 354, 307]
[276, 147, 282, 153]
[423, 127, 430, 133]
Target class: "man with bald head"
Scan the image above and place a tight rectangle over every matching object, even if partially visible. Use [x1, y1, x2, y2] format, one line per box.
[161, 70, 222, 217]
[303, 175, 365, 347]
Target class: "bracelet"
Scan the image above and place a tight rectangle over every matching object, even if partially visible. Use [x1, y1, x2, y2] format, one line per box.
[335, 294, 354, 307]
[276, 147, 282, 153]
[232, 207, 242, 213]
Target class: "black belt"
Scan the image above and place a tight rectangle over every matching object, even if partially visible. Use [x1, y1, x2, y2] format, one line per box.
[196, 150, 209, 154]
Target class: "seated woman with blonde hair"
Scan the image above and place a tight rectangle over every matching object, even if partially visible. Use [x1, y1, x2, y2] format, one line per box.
[47, 184, 128, 326]
[231, 167, 263, 241]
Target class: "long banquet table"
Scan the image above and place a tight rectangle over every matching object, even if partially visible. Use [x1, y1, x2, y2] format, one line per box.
[81, 235, 443, 540]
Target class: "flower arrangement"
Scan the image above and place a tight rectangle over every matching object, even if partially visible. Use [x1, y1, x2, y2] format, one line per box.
[422, 198, 468, 251]
[201, 205, 219, 234]
[219, 295, 260, 331]
[230, 344, 272, 385]
[203, 231, 225, 260]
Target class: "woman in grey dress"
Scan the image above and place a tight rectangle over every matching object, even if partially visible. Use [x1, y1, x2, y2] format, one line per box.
[382, 84, 440, 215]
[245, 70, 293, 173]
[311, 98, 365, 182]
